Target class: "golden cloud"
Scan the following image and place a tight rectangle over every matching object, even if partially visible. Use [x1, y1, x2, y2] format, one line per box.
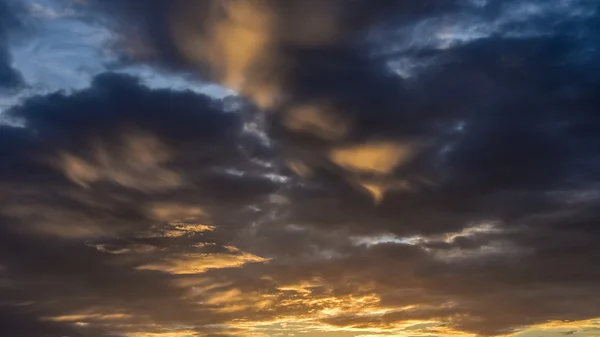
[283, 104, 352, 141]
[56, 131, 181, 191]
[353, 178, 414, 204]
[286, 159, 313, 178]
[172, 0, 280, 109]
[136, 250, 270, 274]
[506, 318, 600, 337]
[140, 203, 215, 237]
[330, 141, 418, 175]
[43, 313, 132, 322]
[125, 331, 202, 337]
[205, 288, 278, 313]
[170, 0, 351, 110]
[147, 203, 208, 222]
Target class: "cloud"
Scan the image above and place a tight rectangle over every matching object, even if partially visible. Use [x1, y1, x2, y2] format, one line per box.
[136, 250, 270, 275]
[89, 0, 438, 109]
[125, 331, 204, 337]
[1, 1, 600, 337]
[43, 312, 132, 322]
[0, 0, 24, 91]
[55, 131, 183, 191]
[282, 104, 352, 142]
[0, 72, 246, 240]
[172, 0, 279, 109]
[0, 305, 114, 337]
[329, 141, 418, 175]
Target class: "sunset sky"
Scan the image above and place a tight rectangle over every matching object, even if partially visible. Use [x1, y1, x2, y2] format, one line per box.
[1, 0, 600, 336]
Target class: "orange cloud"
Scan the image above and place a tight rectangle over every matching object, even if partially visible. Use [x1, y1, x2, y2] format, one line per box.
[283, 104, 352, 141]
[125, 331, 203, 337]
[172, 0, 280, 108]
[136, 250, 270, 274]
[330, 141, 418, 175]
[43, 312, 132, 322]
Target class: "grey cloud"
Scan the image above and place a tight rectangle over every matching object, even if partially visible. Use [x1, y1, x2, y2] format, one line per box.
[0, 0, 24, 90]
[0, 71, 304, 335]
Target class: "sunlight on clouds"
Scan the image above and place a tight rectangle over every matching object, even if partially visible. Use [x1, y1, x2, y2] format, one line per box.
[56, 131, 181, 191]
[357, 180, 390, 204]
[436, 221, 501, 243]
[353, 178, 415, 204]
[229, 315, 460, 337]
[126, 330, 202, 337]
[39, 255, 600, 337]
[147, 204, 208, 222]
[141, 203, 215, 238]
[427, 221, 522, 262]
[170, 0, 349, 109]
[162, 224, 216, 238]
[136, 251, 270, 274]
[351, 233, 421, 247]
[287, 160, 313, 178]
[4, 2, 600, 337]
[330, 141, 418, 175]
[277, 281, 322, 295]
[180, 282, 440, 336]
[172, 0, 280, 108]
[174, 277, 234, 292]
[315, 294, 382, 317]
[350, 221, 519, 262]
[283, 104, 352, 141]
[138, 226, 215, 239]
[508, 318, 600, 337]
[329, 141, 422, 202]
[273, 290, 385, 320]
[43, 313, 132, 322]
[204, 0, 276, 106]
[205, 288, 278, 313]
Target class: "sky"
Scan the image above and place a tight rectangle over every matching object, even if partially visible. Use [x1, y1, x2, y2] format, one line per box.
[1, 0, 600, 336]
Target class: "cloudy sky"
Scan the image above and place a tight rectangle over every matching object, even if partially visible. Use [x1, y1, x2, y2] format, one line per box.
[1, 0, 600, 336]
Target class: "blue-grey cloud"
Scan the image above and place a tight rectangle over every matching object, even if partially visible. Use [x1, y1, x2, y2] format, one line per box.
[0, 0, 24, 90]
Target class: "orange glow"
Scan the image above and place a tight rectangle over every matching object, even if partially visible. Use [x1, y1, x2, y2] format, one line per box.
[330, 141, 418, 175]
[136, 251, 270, 274]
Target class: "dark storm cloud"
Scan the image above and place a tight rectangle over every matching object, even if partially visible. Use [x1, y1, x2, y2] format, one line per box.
[0, 0, 24, 90]
[268, 5, 600, 233]
[76, 0, 505, 204]
[0, 72, 290, 336]
[0, 71, 293, 236]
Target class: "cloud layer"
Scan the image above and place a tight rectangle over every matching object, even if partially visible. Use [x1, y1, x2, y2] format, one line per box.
[1, 0, 600, 336]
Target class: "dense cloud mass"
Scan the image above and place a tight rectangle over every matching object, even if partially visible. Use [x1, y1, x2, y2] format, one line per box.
[0, 0, 24, 90]
[1, 0, 600, 336]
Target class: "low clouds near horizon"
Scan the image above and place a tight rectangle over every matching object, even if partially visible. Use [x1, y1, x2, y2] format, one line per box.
[1, 0, 600, 336]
